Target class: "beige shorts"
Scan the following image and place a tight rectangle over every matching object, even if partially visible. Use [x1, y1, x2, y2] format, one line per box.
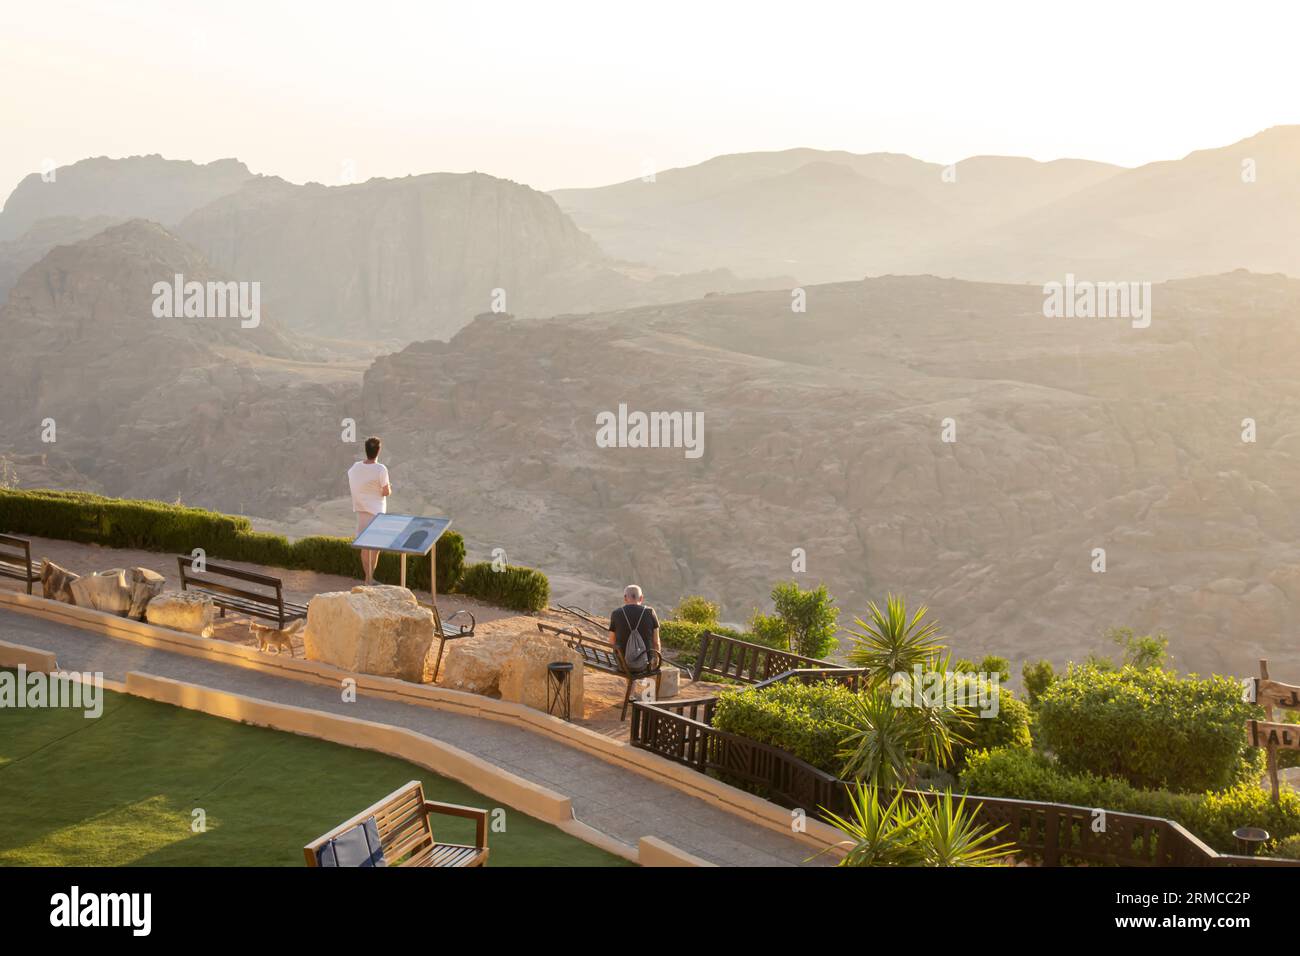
[356, 512, 376, 536]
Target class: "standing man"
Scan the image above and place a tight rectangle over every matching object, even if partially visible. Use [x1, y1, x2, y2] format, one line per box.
[348, 436, 391, 585]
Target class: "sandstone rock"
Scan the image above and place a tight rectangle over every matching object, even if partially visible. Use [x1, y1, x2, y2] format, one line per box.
[440, 632, 518, 696]
[498, 634, 585, 716]
[303, 585, 435, 682]
[69, 569, 132, 616]
[40, 560, 80, 603]
[126, 567, 165, 620]
[146, 590, 216, 637]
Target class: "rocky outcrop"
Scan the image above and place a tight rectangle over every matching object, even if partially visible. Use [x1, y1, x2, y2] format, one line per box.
[40, 560, 79, 603]
[146, 590, 217, 637]
[126, 568, 165, 620]
[0, 155, 254, 241]
[440, 628, 585, 715]
[68, 570, 133, 616]
[302, 585, 436, 682]
[498, 634, 585, 716]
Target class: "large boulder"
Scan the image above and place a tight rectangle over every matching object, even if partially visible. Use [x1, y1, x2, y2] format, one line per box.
[126, 567, 165, 620]
[303, 585, 436, 682]
[40, 560, 80, 603]
[146, 590, 217, 637]
[69, 569, 133, 616]
[440, 632, 518, 695]
[498, 633, 585, 716]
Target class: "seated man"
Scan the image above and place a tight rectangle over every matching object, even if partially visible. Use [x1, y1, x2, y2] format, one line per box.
[607, 584, 661, 673]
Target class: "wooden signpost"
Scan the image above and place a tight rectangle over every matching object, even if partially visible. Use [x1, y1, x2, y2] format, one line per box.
[1245, 660, 1300, 805]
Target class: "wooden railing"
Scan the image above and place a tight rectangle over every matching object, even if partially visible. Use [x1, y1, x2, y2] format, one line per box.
[692, 630, 850, 684]
[631, 647, 1298, 866]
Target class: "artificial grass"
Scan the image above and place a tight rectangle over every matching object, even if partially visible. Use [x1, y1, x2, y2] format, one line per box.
[0, 682, 632, 867]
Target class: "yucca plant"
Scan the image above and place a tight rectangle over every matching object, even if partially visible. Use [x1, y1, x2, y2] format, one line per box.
[818, 782, 1015, 867]
[816, 781, 921, 866]
[833, 688, 968, 788]
[846, 594, 945, 687]
[914, 789, 1016, 866]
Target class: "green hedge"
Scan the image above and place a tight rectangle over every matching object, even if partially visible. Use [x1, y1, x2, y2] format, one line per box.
[960, 746, 1299, 855]
[1036, 663, 1256, 793]
[953, 687, 1033, 766]
[0, 488, 466, 593]
[712, 680, 859, 774]
[457, 562, 549, 613]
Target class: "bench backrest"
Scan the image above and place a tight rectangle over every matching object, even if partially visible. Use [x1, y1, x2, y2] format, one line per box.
[0, 534, 32, 567]
[304, 781, 433, 867]
[692, 630, 838, 684]
[177, 555, 284, 602]
[538, 622, 659, 676]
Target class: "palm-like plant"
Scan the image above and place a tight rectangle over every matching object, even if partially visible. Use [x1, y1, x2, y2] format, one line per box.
[834, 689, 968, 788]
[914, 789, 1016, 866]
[846, 594, 945, 687]
[818, 782, 1015, 867]
[816, 781, 920, 866]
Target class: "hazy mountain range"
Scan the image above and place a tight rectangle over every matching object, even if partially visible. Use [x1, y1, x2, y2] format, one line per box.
[3, 128, 1300, 678]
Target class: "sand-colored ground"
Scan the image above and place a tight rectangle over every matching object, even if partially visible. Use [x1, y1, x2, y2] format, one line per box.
[3, 535, 715, 739]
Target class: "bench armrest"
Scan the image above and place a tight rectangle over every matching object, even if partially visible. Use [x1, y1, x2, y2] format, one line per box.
[424, 801, 489, 849]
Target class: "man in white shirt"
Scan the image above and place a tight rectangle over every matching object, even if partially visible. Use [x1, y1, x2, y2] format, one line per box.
[347, 436, 391, 585]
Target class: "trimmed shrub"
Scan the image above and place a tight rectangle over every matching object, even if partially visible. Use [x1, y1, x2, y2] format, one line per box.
[457, 562, 549, 612]
[1021, 659, 1055, 707]
[954, 687, 1032, 765]
[711, 680, 859, 774]
[0, 488, 467, 593]
[1036, 663, 1256, 793]
[670, 595, 719, 626]
[960, 746, 1300, 855]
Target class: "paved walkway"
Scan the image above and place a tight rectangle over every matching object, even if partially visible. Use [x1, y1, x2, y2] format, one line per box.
[0, 607, 828, 867]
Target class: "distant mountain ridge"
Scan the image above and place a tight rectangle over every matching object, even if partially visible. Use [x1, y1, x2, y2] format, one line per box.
[552, 126, 1300, 284]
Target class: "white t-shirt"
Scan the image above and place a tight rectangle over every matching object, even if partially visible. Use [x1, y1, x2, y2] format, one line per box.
[347, 460, 390, 515]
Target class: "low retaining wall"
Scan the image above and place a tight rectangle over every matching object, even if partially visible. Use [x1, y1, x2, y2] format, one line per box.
[0, 638, 59, 672]
[0, 589, 843, 857]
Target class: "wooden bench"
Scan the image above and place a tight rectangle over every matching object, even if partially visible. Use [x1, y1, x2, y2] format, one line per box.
[427, 602, 476, 682]
[304, 780, 488, 867]
[0, 534, 36, 595]
[538, 622, 662, 720]
[177, 555, 307, 629]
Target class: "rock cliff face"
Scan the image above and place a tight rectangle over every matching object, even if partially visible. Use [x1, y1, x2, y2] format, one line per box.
[177, 172, 789, 342]
[0, 155, 256, 241]
[0, 220, 354, 511]
[349, 271, 1300, 679]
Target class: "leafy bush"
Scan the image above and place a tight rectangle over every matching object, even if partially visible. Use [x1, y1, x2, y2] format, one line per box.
[953, 686, 1032, 765]
[457, 562, 549, 612]
[1021, 659, 1055, 707]
[955, 655, 1011, 684]
[670, 595, 719, 626]
[1105, 626, 1170, 669]
[712, 680, 859, 774]
[959, 746, 1300, 854]
[769, 581, 840, 658]
[0, 488, 467, 593]
[1036, 663, 1256, 793]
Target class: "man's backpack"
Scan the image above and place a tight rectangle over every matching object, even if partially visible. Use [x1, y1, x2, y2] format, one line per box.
[621, 605, 651, 672]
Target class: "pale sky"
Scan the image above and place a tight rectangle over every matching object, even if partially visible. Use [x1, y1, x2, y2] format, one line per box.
[2, 0, 1298, 200]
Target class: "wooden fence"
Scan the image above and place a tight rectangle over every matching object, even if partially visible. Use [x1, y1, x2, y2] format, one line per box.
[631, 635, 1297, 866]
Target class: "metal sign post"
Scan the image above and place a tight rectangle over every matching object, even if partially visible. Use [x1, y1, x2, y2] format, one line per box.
[351, 514, 451, 608]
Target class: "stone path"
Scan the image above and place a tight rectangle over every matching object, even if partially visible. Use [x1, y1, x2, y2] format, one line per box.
[0, 607, 829, 867]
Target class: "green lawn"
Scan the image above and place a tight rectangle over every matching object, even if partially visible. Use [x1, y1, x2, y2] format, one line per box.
[0, 680, 632, 867]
